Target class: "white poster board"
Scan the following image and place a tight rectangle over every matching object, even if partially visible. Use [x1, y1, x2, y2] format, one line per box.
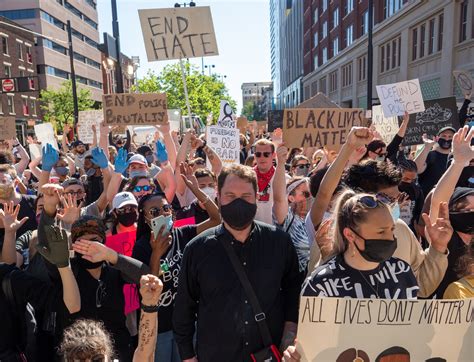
[78, 110, 102, 144]
[217, 100, 235, 128]
[128, 126, 155, 145]
[168, 109, 181, 132]
[138, 6, 219, 62]
[376, 79, 425, 117]
[34, 123, 58, 150]
[371, 105, 399, 144]
[206, 125, 239, 165]
[28, 143, 42, 160]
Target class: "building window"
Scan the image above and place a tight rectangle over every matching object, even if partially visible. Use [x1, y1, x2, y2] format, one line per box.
[319, 77, 327, 94]
[85, 0, 96, 9]
[40, 10, 65, 30]
[17, 42, 23, 61]
[333, 37, 339, 57]
[314, 32, 319, 47]
[43, 39, 68, 55]
[460, 0, 468, 43]
[381, 36, 400, 73]
[346, 25, 354, 47]
[438, 13, 443, 51]
[412, 28, 418, 61]
[83, 15, 98, 30]
[345, 0, 354, 16]
[0, 9, 36, 20]
[45, 66, 69, 79]
[330, 71, 338, 93]
[384, 0, 403, 19]
[314, 8, 319, 24]
[76, 75, 88, 85]
[64, 1, 82, 18]
[4, 64, 11, 77]
[323, 21, 328, 38]
[322, 47, 328, 64]
[322, 0, 328, 12]
[358, 55, 367, 82]
[26, 45, 32, 63]
[333, 8, 339, 28]
[428, 19, 435, 55]
[314, 54, 319, 70]
[420, 24, 426, 58]
[342, 62, 352, 88]
[19, 69, 25, 77]
[362, 11, 369, 35]
[30, 99, 37, 115]
[88, 80, 103, 89]
[22, 98, 29, 115]
[2, 36, 8, 55]
[7, 95, 15, 114]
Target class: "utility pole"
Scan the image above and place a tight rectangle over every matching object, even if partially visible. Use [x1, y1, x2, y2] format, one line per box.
[66, 20, 79, 130]
[111, 0, 124, 93]
[367, 0, 374, 111]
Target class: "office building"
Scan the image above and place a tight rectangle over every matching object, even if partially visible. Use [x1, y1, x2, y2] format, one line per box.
[302, 0, 474, 108]
[0, 15, 40, 142]
[241, 82, 273, 106]
[0, 0, 103, 103]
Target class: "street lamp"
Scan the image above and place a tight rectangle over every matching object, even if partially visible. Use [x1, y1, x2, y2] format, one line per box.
[174, 2, 196, 7]
[205, 64, 215, 76]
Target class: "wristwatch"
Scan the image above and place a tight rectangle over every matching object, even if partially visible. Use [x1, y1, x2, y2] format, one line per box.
[141, 303, 159, 313]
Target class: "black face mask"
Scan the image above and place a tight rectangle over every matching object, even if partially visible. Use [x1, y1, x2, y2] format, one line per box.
[117, 212, 137, 227]
[438, 138, 452, 150]
[74, 253, 103, 269]
[450, 211, 474, 234]
[220, 198, 257, 230]
[398, 182, 416, 200]
[351, 229, 398, 263]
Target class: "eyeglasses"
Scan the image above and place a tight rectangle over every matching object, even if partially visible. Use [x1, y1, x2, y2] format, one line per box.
[255, 152, 272, 158]
[96, 279, 107, 308]
[64, 191, 85, 197]
[133, 185, 154, 193]
[116, 205, 137, 215]
[296, 164, 310, 170]
[148, 204, 172, 217]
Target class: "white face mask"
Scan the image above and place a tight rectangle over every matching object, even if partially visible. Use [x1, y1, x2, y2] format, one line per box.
[201, 186, 216, 200]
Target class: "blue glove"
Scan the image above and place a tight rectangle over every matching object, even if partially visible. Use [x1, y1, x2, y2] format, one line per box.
[91, 147, 108, 169]
[42, 143, 59, 172]
[155, 140, 168, 163]
[114, 148, 128, 174]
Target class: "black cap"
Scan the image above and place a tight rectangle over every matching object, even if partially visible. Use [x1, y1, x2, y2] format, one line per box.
[449, 187, 474, 209]
[72, 140, 85, 148]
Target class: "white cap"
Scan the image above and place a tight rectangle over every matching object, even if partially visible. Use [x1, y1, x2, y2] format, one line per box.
[128, 154, 147, 166]
[112, 191, 138, 211]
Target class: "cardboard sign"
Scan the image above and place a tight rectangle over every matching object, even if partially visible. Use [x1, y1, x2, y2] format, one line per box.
[237, 116, 248, 134]
[371, 105, 400, 145]
[102, 93, 168, 126]
[404, 97, 460, 146]
[138, 6, 219, 62]
[78, 110, 102, 144]
[453, 70, 473, 93]
[28, 143, 42, 160]
[376, 79, 425, 117]
[34, 123, 58, 150]
[217, 100, 235, 128]
[296, 92, 341, 109]
[297, 297, 473, 361]
[0, 117, 16, 140]
[282, 108, 364, 150]
[206, 125, 239, 165]
[267, 110, 284, 132]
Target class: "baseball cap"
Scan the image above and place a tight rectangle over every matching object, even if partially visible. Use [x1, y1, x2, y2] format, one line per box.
[437, 126, 456, 135]
[72, 140, 85, 148]
[449, 187, 474, 209]
[112, 191, 138, 211]
[61, 177, 84, 189]
[128, 154, 147, 166]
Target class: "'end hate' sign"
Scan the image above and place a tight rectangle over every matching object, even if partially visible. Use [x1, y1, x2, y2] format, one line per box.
[376, 79, 425, 117]
[139, 6, 219, 62]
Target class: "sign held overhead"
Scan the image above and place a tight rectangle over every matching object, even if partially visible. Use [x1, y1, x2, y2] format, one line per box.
[138, 6, 219, 62]
[376, 79, 425, 117]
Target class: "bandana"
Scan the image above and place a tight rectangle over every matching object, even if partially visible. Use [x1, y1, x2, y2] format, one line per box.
[71, 215, 107, 242]
[254, 165, 275, 202]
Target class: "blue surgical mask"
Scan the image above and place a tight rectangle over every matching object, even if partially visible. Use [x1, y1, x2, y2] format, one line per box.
[129, 170, 148, 178]
[391, 203, 400, 221]
[375, 155, 385, 162]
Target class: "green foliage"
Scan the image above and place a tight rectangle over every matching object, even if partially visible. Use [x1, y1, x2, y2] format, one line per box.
[40, 80, 94, 132]
[132, 62, 237, 123]
[241, 100, 265, 121]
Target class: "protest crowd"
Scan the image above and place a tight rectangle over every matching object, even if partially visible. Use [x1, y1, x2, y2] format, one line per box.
[0, 45, 473, 361]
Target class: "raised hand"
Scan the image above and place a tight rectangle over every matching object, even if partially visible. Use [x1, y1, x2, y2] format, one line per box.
[91, 147, 109, 169]
[42, 143, 59, 172]
[179, 162, 199, 193]
[422, 202, 453, 253]
[155, 139, 169, 163]
[150, 225, 172, 257]
[40, 183, 63, 209]
[139, 274, 163, 306]
[315, 218, 334, 261]
[346, 127, 374, 149]
[58, 193, 82, 225]
[72, 239, 114, 263]
[114, 148, 128, 174]
[0, 202, 28, 233]
[276, 143, 288, 166]
[422, 133, 436, 147]
[452, 125, 474, 165]
[157, 122, 170, 134]
[37, 225, 70, 268]
[190, 134, 204, 150]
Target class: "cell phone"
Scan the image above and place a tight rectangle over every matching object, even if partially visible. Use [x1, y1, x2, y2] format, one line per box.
[151, 215, 172, 239]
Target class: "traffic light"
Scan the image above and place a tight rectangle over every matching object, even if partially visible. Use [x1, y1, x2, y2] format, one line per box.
[16, 77, 36, 92]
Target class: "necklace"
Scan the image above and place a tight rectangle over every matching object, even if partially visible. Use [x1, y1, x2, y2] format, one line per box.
[358, 270, 380, 298]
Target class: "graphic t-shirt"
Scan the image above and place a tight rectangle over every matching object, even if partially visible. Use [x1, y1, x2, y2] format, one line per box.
[302, 254, 419, 299]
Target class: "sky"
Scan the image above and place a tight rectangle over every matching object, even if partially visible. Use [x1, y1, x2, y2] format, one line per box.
[97, 0, 271, 113]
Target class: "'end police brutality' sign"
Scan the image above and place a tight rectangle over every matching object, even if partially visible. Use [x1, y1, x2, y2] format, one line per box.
[139, 6, 219, 62]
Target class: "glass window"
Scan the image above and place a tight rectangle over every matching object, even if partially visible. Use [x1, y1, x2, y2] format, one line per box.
[26, 46, 32, 63]
[30, 99, 37, 115]
[43, 39, 68, 55]
[4, 65, 11, 77]
[330, 71, 338, 93]
[333, 8, 339, 28]
[83, 15, 98, 29]
[0, 9, 35, 20]
[346, 25, 353, 47]
[2, 36, 8, 55]
[88, 80, 103, 89]
[438, 13, 443, 51]
[381, 46, 385, 72]
[322, 47, 328, 63]
[420, 24, 425, 58]
[392, 39, 397, 68]
[323, 21, 328, 38]
[460, 0, 468, 43]
[428, 19, 435, 54]
[86, 0, 97, 9]
[314, 8, 319, 24]
[22, 98, 29, 115]
[76, 75, 88, 85]
[314, 32, 318, 47]
[65, 1, 82, 18]
[46, 66, 69, 79]
[314, 54, 318, 70]
[322, 0, 328, 12]
[333, 37, 339, 56]
[412, 28, 418, 61]
[345, 0, 354, 15]
[362, 11, 369, 35]
[7, 95, 15, 114]
[17, 43, 23, 60]
[358, 55, 367, 82]
[342, 63, 352, 88]
[74, 53, 86, 63]
[40, 10, 65, 30]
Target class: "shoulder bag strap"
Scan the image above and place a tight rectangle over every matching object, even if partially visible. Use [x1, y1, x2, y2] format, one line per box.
[219, 236, 273, 347]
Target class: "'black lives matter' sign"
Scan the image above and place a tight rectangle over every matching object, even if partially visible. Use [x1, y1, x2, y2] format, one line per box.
[139, 6, 219, 62]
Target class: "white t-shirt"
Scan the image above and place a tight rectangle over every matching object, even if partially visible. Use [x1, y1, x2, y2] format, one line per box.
[255, 174, 275, 225]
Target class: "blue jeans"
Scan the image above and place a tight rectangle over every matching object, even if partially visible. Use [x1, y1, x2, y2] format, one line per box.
[155, 330, 181, 362]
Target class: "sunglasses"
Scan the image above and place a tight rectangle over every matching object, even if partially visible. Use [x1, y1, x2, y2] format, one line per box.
[296, 164, 310, 170]
[133, 185, 153, 193]
[376, 192, 398, 205]
[116, 205, 137, 215]
[255, 152, 272, 158]
[148, 204, 172, 217]
[357, 195, 382, 208]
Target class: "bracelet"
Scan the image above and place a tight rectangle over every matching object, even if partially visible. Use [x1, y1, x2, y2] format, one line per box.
[141, 303, 159, 313]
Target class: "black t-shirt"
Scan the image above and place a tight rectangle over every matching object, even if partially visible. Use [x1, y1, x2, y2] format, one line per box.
[0, 195, 37, 248]
[132, 225, 197, 333]
[302, 254, 419, 299]
[418, 150, 449, 197]
[398, 182, 424, 233]
[175, 200, 209, 224]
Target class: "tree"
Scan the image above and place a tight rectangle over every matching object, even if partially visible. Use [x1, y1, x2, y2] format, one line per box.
[133, 62, 237, 123]
[241, 100, 266, 121]
[40, 80, 94, 132]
